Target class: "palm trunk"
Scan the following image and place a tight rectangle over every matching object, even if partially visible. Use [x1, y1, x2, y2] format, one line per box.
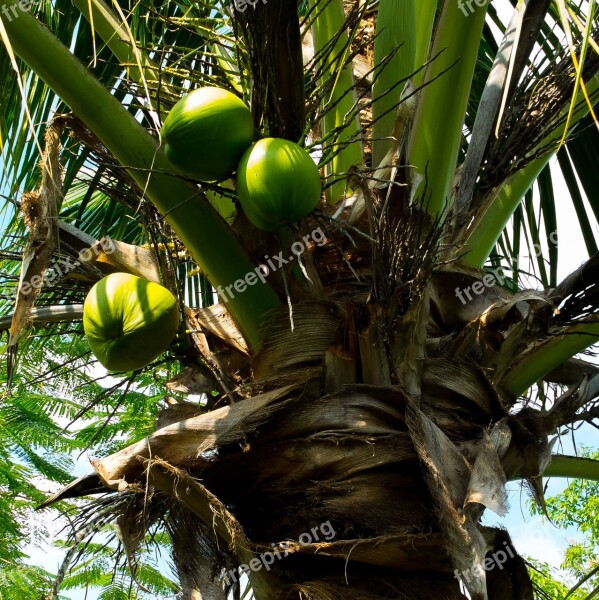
[89, 243, 550, 599]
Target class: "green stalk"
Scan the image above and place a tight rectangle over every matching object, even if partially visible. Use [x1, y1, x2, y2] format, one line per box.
[413, 2, 438, 82]
[371, 0, 416, 168]
[371, 0, 436, 168]
[309, 0, 362, 203]
[461, 154, 551, 267]
[460, 73, 599, 268]
[407, 0, 487, 216]
[508, 454, 599, 481]
[542, 455, 599, 481]
[503, 319, 599, 397]
[371, 0, 437, 168]
[0, 5, 281, 348]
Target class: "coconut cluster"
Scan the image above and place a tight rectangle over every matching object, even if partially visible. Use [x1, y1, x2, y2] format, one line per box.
[160, 86, 322, 231]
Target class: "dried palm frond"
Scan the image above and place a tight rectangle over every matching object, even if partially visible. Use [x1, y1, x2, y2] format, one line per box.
[480, 27, 599, 191]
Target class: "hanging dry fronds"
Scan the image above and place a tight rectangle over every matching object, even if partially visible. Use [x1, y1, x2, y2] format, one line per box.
[9, 119, 65, 347]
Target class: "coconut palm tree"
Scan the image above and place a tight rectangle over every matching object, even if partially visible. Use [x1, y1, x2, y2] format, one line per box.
[1, 0, 599, 598]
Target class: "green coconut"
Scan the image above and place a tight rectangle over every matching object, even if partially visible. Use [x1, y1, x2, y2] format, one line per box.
[161, 87, 254, 181]
[83, 273, 180, 372]
[236, 138, 322, 232]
